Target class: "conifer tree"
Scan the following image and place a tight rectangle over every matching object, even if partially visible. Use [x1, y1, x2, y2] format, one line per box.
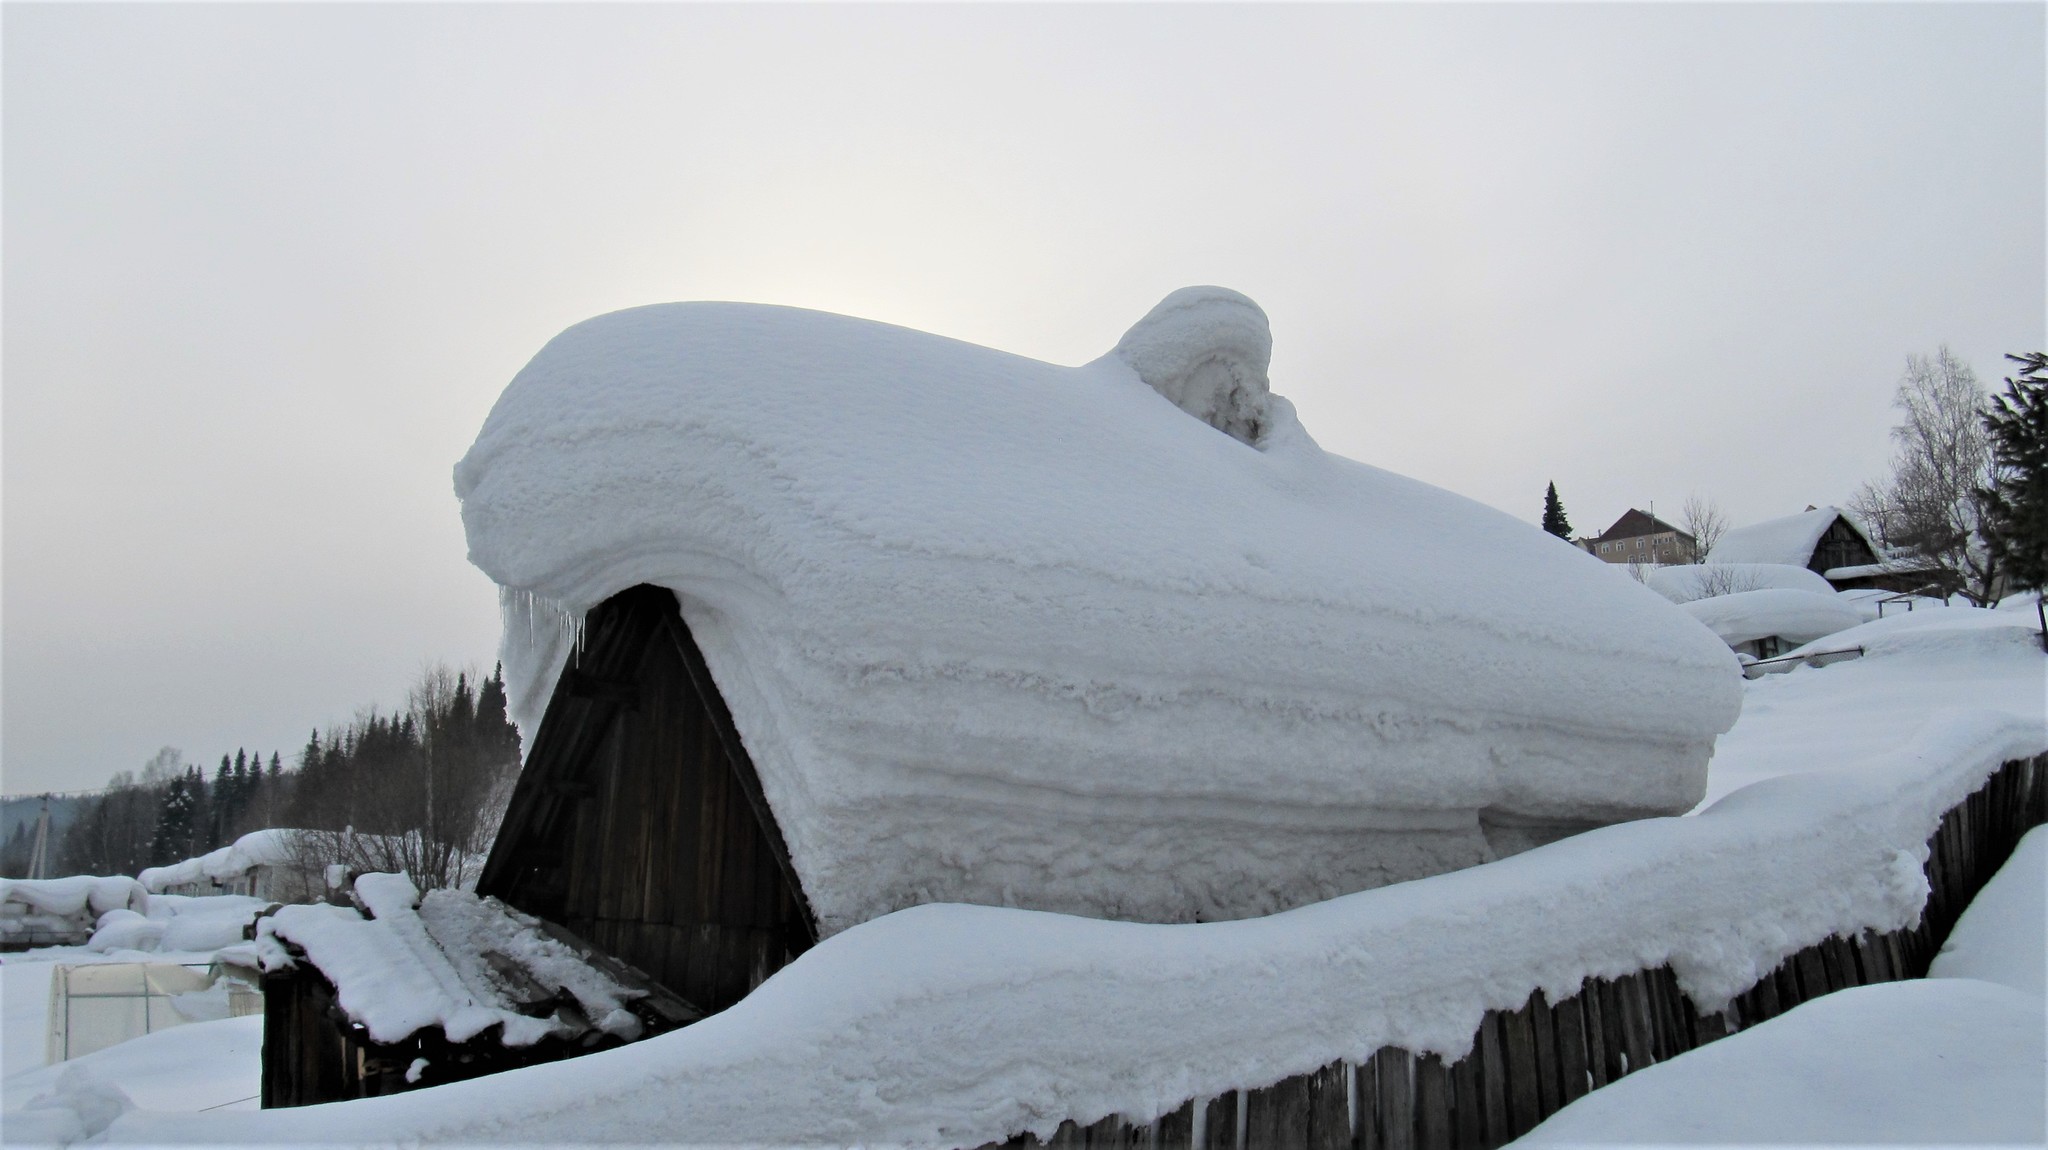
[1979, 352, 2048, 645]
[1541, 482, 1573, 539]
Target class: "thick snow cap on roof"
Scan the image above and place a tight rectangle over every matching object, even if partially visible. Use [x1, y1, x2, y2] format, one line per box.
[1709, 506, 1872, 567]
[455, 289, 1742, 932]
[1645, 563, 1837, 604]
[1680, 588, 1866, 648]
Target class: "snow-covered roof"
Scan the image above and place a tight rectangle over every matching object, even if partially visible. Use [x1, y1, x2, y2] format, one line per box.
[1708, 506, 1874, 567]
[1680, 588, 1866, 649]
[454, 288, 1742, 932]
[1645, 563, 1836, 604]
[138, 829, 298, 893]
[0, 875, 148, 920]
[255, 874, 654, 1047]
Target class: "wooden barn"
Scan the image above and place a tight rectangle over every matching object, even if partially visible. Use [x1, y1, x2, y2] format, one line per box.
[474, 584, 816, 1015]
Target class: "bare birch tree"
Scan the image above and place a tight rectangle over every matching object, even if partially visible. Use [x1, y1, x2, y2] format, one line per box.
[1680, 493, 1727, 563]
[1858, 347, 2000, 604]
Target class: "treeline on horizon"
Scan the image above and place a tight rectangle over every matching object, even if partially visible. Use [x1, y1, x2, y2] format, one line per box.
[0, 665, 523, 883]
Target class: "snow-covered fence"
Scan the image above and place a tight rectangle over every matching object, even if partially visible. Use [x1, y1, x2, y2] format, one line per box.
[977, 754, 2047, 1150]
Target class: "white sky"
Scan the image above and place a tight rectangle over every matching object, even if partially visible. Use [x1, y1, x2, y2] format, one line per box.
[4, 3, 2043, 795]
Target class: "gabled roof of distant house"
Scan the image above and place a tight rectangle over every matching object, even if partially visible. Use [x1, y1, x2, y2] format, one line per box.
[1596, 509, 1691, 542]
[1709, 506, 1875, 567]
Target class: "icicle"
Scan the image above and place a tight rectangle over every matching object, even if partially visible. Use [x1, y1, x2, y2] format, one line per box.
[499, 586, 583, 657]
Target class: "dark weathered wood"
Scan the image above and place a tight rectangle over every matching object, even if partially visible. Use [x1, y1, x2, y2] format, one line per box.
[1579, 980, 1611, 1090]
[1499, 1002, 1540, 1139]
[1481, 1013, 1512, 1138]
[1201, 1092, 1238, 1150]
[1449, 1041, 1485, 1150]
[1413, 1054, 1452, 1150]
[1357, 1054, 1383, 1150]
[1551, 990, 1589, 1108]
[1377, 1049, 1415, 1150]
[1244, 1074, 1310, 1149]
[1305, 1061, 1352, 1150]
[1527, 990, 1561, 1118]
[1153, 1099, 1195, 1150]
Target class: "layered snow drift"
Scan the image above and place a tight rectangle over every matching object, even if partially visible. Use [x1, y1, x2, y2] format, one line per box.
[1679, 588, 1865, 649]
[455, 291, 1741, 932]
[1645, 562, 1835, 604]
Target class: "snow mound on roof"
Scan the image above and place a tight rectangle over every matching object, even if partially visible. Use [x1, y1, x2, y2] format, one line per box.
[455, 291, 1742, 932]
[138, 829, 296, 893]
[1708, 505, 1870, 566]
[1111, 286, 1271, 445]
[1646, 562, 1835, 603]
[0, 876, 148, 919]
[1680, 588, 1864, 648]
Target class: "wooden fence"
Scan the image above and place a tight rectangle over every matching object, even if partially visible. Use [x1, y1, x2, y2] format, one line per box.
[980, 753, 2047, 1150]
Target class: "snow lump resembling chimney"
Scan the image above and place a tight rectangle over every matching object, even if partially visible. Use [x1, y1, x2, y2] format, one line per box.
[1110, 287, 1272, 447]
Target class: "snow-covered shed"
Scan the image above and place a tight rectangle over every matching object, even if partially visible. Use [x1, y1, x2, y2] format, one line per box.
[1679, 588, 1866, 662]
[253, 873, 696, 1107]
[0, 875, 148, 950]
[455, 288, 1742, 1014]
[1709, 506, 1923, 592]
[137, 829, 321, 903]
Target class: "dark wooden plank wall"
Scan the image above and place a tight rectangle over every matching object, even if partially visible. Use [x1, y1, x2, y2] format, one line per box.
[479, 585, 814, 1016]
[978, 753, 2046, 1150]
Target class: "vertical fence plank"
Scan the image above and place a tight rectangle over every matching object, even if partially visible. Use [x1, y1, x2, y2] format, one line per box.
[1200, 1092, 1237, 1150]
[1305, 1061, 1350, 1150]
[1528, 989, 1562, 1118]
[1243, 1074, 1310, 1150]
[1356, 1054, 1382, 1150]
[1552, 990, 1589, 1107]
[1449, 1041, 1485, 1150]
[1377, 1048, 1414, 1150]
[1478, 1014, 1509, 1140]
[1152, 1099, 1194, 1150]
[1413, 1054, 1451, 1150]
[1500, 1002, 1541, 1139]
[1582, 981, 1612, 1089]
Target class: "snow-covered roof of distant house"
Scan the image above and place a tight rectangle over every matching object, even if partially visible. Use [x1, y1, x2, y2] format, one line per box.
[138, 829, 298, 893]
[1645, 563, 1836, 604]
[1594, 508, 1689, 542]
[1679, 589, 1866, 649]
[1709, 506, 1875, 567]
[254, 873, 681, 1047]
[454, 287, 1743, 932]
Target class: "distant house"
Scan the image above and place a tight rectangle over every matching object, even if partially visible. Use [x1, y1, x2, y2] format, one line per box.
[1708, 506, 1925, 593]
[1579, 509, 1697, 566]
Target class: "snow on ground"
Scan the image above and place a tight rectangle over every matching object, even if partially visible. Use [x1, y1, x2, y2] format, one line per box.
[4, 1016, 261, 1124]
[2, 962, 57, 1079]
[457, 292, 1741, 932]
[1515, 824, 2048, 1146]
[1927, 824, 2046, 998]
[1511, 978, 2044, 1146]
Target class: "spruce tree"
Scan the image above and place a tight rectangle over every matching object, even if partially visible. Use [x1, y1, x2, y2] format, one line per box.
[1979, 352, 2048, 645]
[1541, 482, 1573, 539]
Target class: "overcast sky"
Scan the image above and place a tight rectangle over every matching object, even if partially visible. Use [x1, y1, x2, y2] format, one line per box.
[5, 3, 2043, 795]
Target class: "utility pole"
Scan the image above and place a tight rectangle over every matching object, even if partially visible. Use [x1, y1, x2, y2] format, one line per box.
[27, 798, 52, 880]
